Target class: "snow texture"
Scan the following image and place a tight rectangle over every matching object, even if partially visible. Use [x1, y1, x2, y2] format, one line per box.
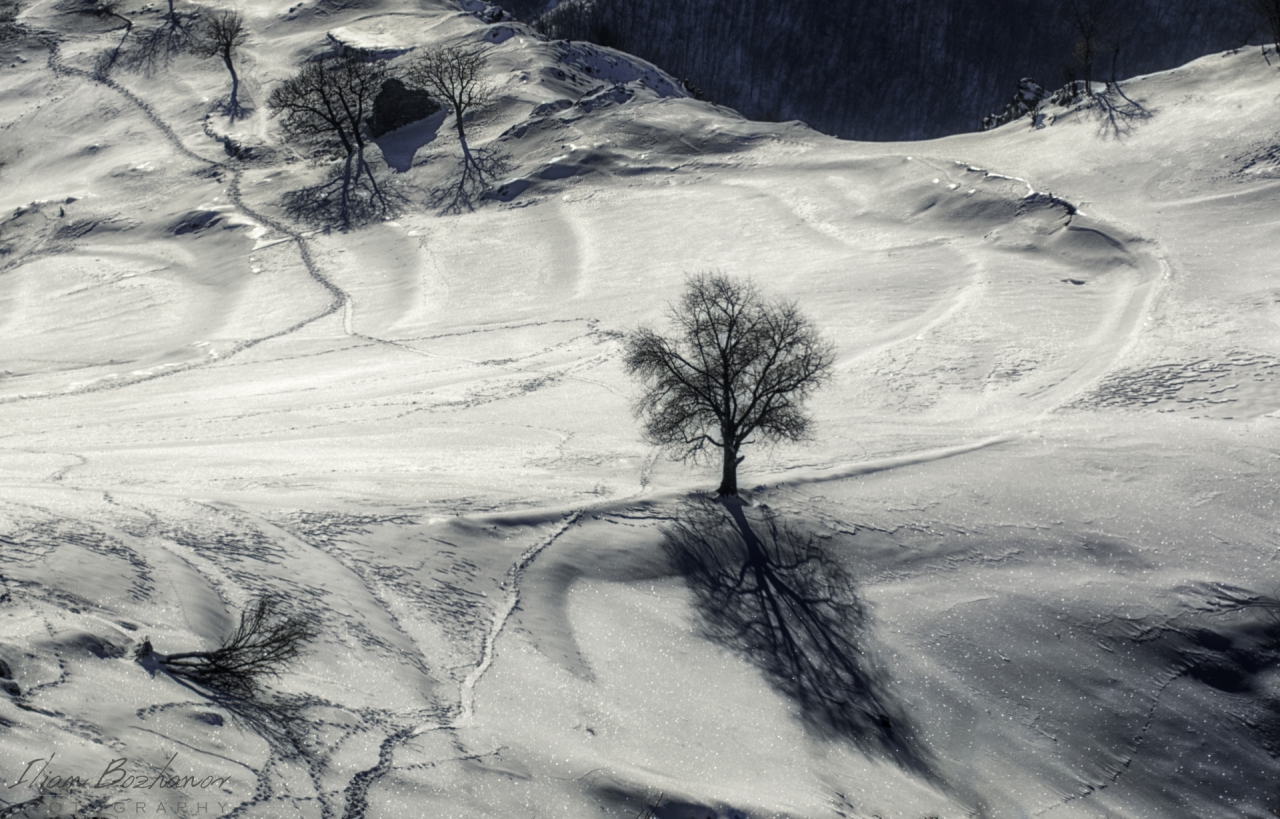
[0, 2, 1279, 818]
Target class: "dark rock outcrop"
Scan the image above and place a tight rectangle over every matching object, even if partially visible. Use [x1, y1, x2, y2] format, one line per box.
[367, 78, 441, 138]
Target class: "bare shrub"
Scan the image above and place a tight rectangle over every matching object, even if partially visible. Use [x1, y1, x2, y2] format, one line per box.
[138, 596, 317, 699]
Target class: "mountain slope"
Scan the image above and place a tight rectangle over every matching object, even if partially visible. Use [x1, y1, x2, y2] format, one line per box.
[524, 0, 1259, 140]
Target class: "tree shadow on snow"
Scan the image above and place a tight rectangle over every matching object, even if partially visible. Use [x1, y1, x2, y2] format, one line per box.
[660, 498, 933, 776]
[424, 148, 512, 215]
[116, 17, 195, 76]
[137, 667, 322, 784]
[1086, 84, 1154, 140]
[209, 94, 254, 125]
[281, 160, 413, 232]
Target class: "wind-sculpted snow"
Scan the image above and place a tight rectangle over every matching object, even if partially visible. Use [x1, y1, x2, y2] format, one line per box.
[1, 4, 1279, 818]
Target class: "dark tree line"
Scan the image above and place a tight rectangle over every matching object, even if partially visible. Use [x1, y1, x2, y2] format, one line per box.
[518, 0, 1256, 140]
[0, 1, 23, 42]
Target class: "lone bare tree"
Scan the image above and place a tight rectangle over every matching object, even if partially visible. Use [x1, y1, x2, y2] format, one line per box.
[89, 0, 134, 75]
[401, 44, 493, 170]
[195, 11, 248, 120]
[624, 272, 835, 496]
[268, 55, 392, 230]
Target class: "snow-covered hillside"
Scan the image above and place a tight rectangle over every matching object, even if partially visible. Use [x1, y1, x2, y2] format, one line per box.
[1, 1, 1279, 817]
[526, 0, 1257, 140]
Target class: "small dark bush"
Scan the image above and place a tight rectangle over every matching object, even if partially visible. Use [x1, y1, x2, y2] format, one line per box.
[139, 596, 317, 699]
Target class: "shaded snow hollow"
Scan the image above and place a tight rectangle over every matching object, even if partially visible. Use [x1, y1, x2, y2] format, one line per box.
[1, 2, 1279, 818]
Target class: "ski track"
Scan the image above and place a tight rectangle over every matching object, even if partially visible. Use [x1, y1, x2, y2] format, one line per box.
[44, 38, 220, 169]
[454, 510, 584, 729]
[1032, 664, 1190, 816]
[338, 726, 415, 819]
[912, 155, 1174, 418]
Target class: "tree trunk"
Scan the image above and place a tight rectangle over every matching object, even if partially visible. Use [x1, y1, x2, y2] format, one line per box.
[717, 444, 738, 496]
[454, 108, 473, 168]
[225, 56, 239, 121]
[340, 152, 354, 231]
[361, 152, 388, 216]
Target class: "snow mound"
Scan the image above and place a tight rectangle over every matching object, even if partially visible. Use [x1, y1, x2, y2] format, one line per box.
[327, 15, 454, 60]
[549, 40, 687, 101]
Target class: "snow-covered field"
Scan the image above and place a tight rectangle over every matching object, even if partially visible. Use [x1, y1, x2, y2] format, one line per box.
[2, 1, 1279, 817]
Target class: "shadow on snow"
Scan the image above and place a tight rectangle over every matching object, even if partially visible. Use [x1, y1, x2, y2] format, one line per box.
[660, 497, 933, 776]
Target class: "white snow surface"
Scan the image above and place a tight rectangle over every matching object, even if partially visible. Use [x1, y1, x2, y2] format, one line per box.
[1, 2, 1279, 817]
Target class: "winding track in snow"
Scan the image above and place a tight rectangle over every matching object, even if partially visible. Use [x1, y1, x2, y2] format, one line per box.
[912, 155, 1174, 418]
[0, 39, 350, 405]
[11, 39, 621, 417]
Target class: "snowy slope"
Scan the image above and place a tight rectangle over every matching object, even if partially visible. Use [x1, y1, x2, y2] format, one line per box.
[1, 1, 1279, 817]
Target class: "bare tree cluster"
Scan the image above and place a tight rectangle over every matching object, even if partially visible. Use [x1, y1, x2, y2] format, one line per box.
[137, 596, 317, 699]
[266, 43, 499, 222]
[624, 273, 834, 496]
[268, 55, 394, 230]
[1246, 0, 1280, 53]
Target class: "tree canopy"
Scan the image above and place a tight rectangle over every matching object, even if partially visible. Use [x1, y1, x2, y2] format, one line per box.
[624, 273, 835, 496]
[267, 56, 392, 229]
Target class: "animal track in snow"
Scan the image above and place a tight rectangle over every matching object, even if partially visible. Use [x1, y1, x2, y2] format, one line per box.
[1068, 351, 1280, 417]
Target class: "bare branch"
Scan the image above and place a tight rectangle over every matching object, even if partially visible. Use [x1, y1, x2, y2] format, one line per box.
[139, 596, 318, 700]
[401, 44, 494, 170]
[268, 55, 395, 230]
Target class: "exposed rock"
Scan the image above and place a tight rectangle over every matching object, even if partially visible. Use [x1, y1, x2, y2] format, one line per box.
[982, 77, 1048, 131]
[368, 78, 441, 138]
